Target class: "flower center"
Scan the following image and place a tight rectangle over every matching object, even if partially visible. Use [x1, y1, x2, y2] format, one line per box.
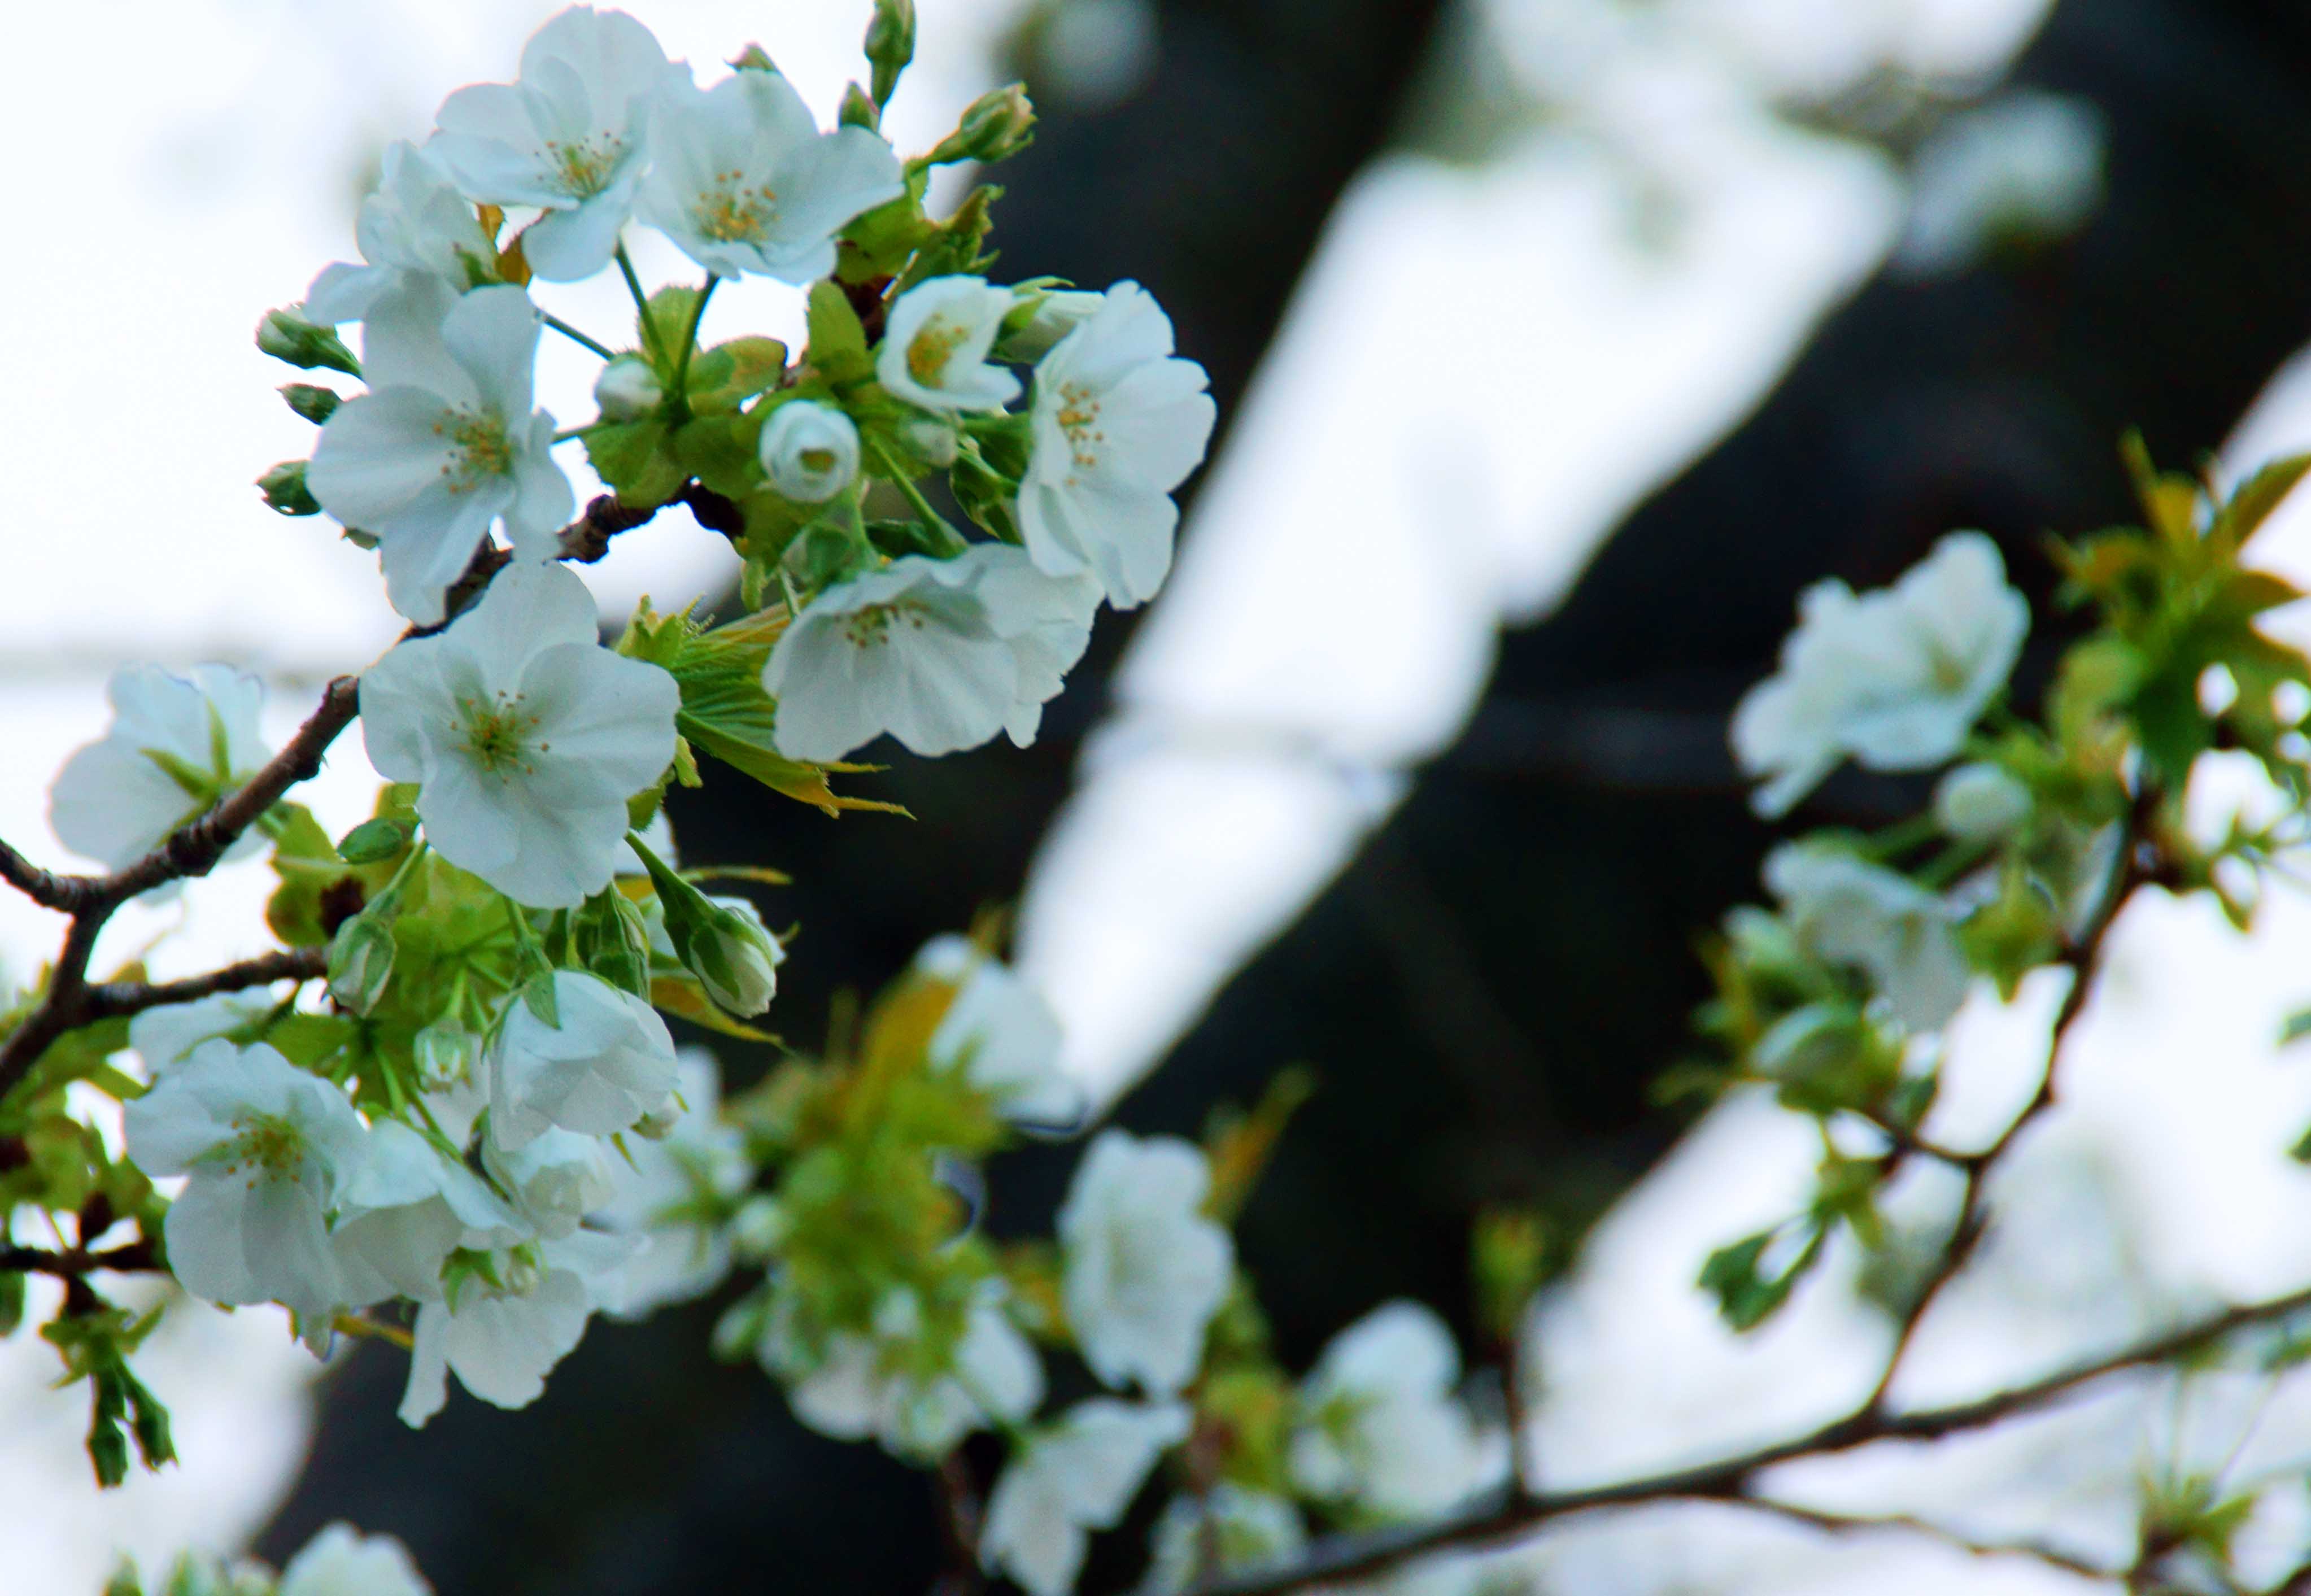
[218, 1111, 306, 1185]
[694, 168, 778, 243]
[798, 447, 838, 475]
[1054, 380, 1105, 476]
[460, 691, 544, 775]
[906, 318, 971, 389]
[543, 133, 623, 200]
[840, 600, 931, 649]
[433, 407, 514, 492]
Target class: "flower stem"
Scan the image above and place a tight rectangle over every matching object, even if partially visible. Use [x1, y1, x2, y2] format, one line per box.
[616, 244, 663, 361]
[870, 441, 967, 556]
[542, 313, 614, 361]
[671, 276, 720, 404]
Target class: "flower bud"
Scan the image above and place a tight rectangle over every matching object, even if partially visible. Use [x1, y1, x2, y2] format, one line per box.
[1934, 762, 2032, 842]
[929, 83, 1036, 166]
[631, 1100, 681, 1141]
[279, 383, 341, 425]
[414, 1020, 478, 1089]
[730, 1195, 792, 1262]
[326, 909, 396, 1015]
[629, 836, 784, 1016]
[730, 43, 777, 72]
[594, 355, 664, 422]
[901, 417, 960, 468]
[759, 400, 861, 504]
[571, 886, 653, 996]
[998, 288, 1102, 363]
[255, 306, 359, 376]
[501, 1244, 546, 1298]
[864, 0, 916, 106]
[839, 81, 880, 132]
[258, 460, 321, 517]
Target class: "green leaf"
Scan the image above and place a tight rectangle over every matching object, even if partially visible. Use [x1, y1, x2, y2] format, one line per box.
[643, 285, 705, 376]
[583, 419, 688, 509]
[2217, 452, 2311, 550]
[1698, 1221, 1825, 1332]
[895, 185, 1001, 294]
[687, 336, 788, 416]
[335, 816, 413, 865]
[805, 280, 873, 383]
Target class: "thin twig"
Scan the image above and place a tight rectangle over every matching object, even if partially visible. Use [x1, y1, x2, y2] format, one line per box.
[80, 947, 326, 1022]
[1738, 1495, 2112, 1581]
[0, 677, 361, 1102]
[1182, 1271, 2311, 1594]
[1860, 791, 2149, 1418]
[0, 1239, 163, 1276]
[933, 1450, 987, 1596]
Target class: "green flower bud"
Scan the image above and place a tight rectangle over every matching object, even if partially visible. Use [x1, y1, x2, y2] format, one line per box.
[593, 355, 663, 422]
[629, 835, 784, 1016]
[258, 460, 321, 517]
[335, 815, 413, 864]
[730, 43, 776, 72]
[926, 83, 1036, 167]
[571, 886, 653, 997]
[730, 1194, 791, 1262]
[632, 1101, 681, 1140]
[864, 0, 915, 106]
[326, 908, 397, 1015]
[255, 307, 359, 376]
[414, 1020, 479, 1090]
[279, 382, 341, 424]
[839, 80, 880, 132]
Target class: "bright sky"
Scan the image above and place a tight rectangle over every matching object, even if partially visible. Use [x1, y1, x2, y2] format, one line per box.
[18, 0, 2311, 1590]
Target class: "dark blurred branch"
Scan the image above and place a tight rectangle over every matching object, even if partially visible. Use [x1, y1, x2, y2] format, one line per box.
[1184, 1274, 2311, 1595]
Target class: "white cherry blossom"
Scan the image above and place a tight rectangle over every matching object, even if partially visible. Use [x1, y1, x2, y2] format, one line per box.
[1143, 1485, 1307, 1595]
[1058, 1130, 1232, 1396]
[1765, 843, 1971, 1032]
[594, 1049, 751, 1320]
[636, 69, 902, 283]
[1732, 531, 2030, 818]
[129, 992, 273, 1077]
[486, 970, 679, 1149]
[304, 141, 498, 326]
[277, 1523, 433, 1596]
[1020, 281, 1216, 608]
[768, 1287, 1044, 1460]
[982, 1399, 1191, 1596]
[1288, 1301, 1492, 1523]
[308, 280, 574, 626]
[878, 277, 1022, 413]
[333, 1120, 523, 1305]
[50, 664, 269, 873]
[425, 6, 688, 281]
[482, 1124, 619, 1239]
[918, 935, 1082, 1128]
[764, 544, 1100, 763]
[759, 399, 861, 503]
[398, 1229, 633, 1427]
[358, 562, 680, 907]
[121, 1040, 368, 1321]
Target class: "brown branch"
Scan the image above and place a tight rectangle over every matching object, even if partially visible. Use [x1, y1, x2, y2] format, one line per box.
[0, 677, 360, 1103]
[1184, 1242, 2311, 1594]
[80, 947, 326, 1022]
[0, 493, 664, 1105]
[0, 1239, 163, 1277]
[1737, 1497, 2112, 1581]
[1856, 792, 2152, 1418]
[932, 1450, 987, 1596]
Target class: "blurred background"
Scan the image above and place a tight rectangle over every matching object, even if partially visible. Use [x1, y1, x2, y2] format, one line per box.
[12, 0, 2311, 1590]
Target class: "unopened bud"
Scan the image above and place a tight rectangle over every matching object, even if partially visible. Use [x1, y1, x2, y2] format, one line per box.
[730, 1195, 791, 1262]
[998, 288, 1102, 363]
[928, 84, 1035, 167]
[760, 400, 861, 504]
[730, 43, 776, 73]
[839, 81, 880, 132]
[258, 460, 321, 517]
[1934, 762, 2033, 842]
[593, 355, 663, 422]
[326, 909, 396, 1015]
[901, 417, 959, 468]
[414, 1020, 478, 1089]
[256, 306, 360, 376]
[279, 383, 341, 425]
[629, 835, 784, 1016]
[632, 1101, 681, 1141]
[864, 0, 916, 107]
[572, 886, 653, 996]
